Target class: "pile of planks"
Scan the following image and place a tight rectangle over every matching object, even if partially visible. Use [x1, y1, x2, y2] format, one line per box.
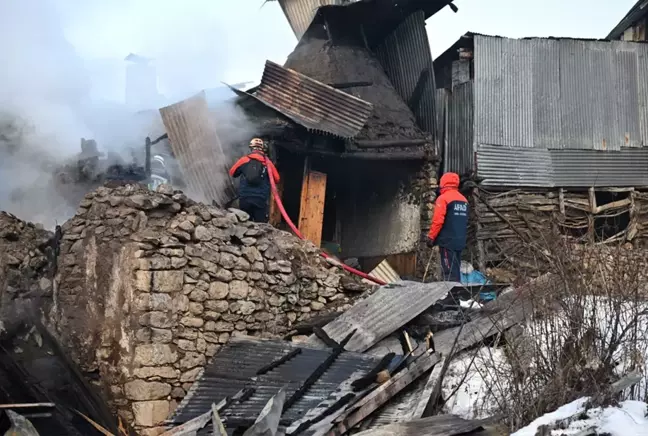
[473, 187, 648, 269]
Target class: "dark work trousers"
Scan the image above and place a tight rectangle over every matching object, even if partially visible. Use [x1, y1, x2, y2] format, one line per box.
[239, 198, 269, 223]
[440, 247, 462, 282]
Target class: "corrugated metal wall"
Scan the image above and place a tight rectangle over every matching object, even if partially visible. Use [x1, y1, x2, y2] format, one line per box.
[159, 92, 235, 206]
[444, 81, 474, 174]
[477, 145, 648, 187]
[468, 35, 648, 188]
[474, 35, 648, 151]
[278, 0, 343, 40]
[375, 11, 436, 136]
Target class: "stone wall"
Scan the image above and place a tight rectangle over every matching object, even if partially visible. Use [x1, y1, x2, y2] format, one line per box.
[0, 211, 55, 331]
[50, 184, 370, 433]
[414, 160, 440, 278]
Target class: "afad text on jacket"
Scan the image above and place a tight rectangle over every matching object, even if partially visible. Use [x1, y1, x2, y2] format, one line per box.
[427, 172, 469, 251]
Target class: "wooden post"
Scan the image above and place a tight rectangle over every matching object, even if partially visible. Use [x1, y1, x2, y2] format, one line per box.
[298, 162, 327, 247]
[588, 187, 597, 214]
[559, 188, 565, 215]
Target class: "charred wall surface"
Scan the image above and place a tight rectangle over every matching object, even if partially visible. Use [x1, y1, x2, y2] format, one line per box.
[49, 184, 369, 431]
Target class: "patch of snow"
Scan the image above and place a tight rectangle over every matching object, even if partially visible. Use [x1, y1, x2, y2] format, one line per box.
[512, 398, 648, 436]
[459, 299, 482, 309]
[441, 347, 510, 420]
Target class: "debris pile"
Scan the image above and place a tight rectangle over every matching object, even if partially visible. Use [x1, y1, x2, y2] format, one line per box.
[0, 212, 56, 330]
[47, 184, 369, 429]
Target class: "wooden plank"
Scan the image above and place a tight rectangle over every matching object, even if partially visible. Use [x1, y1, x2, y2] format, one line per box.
[353, 414, 484, 436]
[298, 170, 327, 247]
[269, 176, 284, 227]
[159, 91, 235, 207]
[326, 351, 441, 436]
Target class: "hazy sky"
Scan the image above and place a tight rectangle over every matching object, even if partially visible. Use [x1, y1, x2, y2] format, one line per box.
[54, 0, 637, 102]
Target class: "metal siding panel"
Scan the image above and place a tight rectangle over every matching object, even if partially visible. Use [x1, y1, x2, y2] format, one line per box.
[375, 11, 436, 136]
[306, 281, 459, 352]
[477, 145, 648, 188]
[589, 42, 619, 151]
[559, 40, 592, 150]
[279, 0, 342, 40]
[435, 88, 448, 143]
[552, 148, 648, 187]
[255, 61, 373, 138]
[614, 46, 642, 147]
[474, 35, 503, 147]
[476, 145, 553, 187]
[159, 92, 235, 207]
[501, 38, 533, 148]
[446, 81, 474, 174]
[531, 39, 562, 149]
[638, 44, 648, 144]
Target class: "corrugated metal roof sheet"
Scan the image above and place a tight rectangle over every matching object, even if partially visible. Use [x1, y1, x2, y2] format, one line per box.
[278, 0, 342, 40]
[254, 60, 373, 139]
[306, 281, 458, 352]
[159, 92, 236, 207]
[476, 145, 648, 187]
[375, 11, 437, 136]
[473, 35, 648, 151]
[171, 337, 379, 430]
[444, 81, 474, 174]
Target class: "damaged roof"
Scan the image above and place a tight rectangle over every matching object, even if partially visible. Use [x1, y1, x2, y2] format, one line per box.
[242, 61, 374, 139]
[284, 35, 429, 145]
[171, 336, 381, 432]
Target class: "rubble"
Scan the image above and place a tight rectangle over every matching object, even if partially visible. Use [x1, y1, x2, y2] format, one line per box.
[0, 211, 56, 332]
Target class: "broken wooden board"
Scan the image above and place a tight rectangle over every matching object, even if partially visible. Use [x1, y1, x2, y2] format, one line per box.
[326, 350, 441, 436]
[299, 170, 327, 247]
[306, 281, 459, 353]
[159, 91, 235, 207]
[414, 291, 530, 418]
[352, 414, 485, 436]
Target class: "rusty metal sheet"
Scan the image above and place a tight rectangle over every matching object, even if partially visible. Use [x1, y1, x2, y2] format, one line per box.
[306, 281, 458, 352]
[255, 61, 373, 139]
[159, 91, 235, 206]
[278, 0, 342, 40]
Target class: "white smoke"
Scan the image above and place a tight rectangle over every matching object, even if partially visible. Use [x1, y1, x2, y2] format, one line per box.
[0, 0, 294, 228]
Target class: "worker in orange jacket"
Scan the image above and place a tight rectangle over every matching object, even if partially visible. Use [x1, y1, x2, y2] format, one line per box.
[427, 172, 469, 282]
[229, 138, 280, 223]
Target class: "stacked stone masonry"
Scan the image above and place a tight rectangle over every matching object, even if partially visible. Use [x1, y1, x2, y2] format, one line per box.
[50, 184, 369, 433]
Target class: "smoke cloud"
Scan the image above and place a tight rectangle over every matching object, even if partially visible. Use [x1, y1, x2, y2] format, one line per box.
[0, 0, 294, 228]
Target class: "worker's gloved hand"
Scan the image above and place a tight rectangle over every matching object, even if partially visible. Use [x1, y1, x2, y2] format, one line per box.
[426, 239, 435, 248]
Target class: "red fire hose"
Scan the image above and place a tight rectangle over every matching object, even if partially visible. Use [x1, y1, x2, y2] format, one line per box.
[267, 167, 386, 286]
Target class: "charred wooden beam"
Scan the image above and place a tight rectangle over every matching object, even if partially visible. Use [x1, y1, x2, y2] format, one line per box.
[312, 326, 339, 349]
[256, 349, 302, 375]
[283, 330, 356, 413]
[354, 139, 427, 148]
[351, 352, 395, 392]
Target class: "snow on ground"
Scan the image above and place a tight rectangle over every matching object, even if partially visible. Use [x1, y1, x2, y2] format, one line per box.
[512, 397, 648, 436]
[441, 347, 510, 420]
[459, 299, 483, 309]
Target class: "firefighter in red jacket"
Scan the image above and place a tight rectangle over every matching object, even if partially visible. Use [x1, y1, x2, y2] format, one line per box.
[427, 172, 469, 282]
[229, 138, 280, 223]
